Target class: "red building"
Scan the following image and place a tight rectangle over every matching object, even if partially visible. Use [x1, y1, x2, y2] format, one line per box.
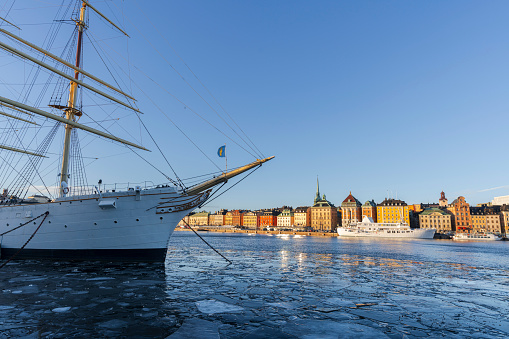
[260, 211, 278, 228]
[231, 210, 245, 226]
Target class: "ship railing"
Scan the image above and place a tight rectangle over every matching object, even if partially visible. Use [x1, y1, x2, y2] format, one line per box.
[57, 181, 179, 200]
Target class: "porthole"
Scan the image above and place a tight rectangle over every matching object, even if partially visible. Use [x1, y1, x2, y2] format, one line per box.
[136, 219, 139, 222]
[114, 220, 117, 223]
[64, 225, 67, 228]
[160, 217, 163, 220]
[94, 222, 97, 225]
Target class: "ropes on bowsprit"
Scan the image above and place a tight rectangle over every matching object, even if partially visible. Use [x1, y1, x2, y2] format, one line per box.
[181, 218, 232, 266]
[0, 211, 49, 269]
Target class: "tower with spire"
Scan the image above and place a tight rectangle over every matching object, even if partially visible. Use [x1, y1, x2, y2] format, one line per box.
[314, 176, 321, 204]
[310, 176, 338, 232]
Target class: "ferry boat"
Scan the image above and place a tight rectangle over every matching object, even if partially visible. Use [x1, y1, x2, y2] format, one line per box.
[337, 216, 436, 239]
[452, 233, 502, 241]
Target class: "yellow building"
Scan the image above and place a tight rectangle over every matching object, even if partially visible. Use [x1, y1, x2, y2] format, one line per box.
[243, 211, 261, 229]
[309, 179, 338, 232]
[419, 208, 452, 233]
[189, 212, 210, 226]
[500, 210, 509, 234]
[224, 212, 234, 226]
[470, 207, 502, 234]
[377, 199, 410, 225]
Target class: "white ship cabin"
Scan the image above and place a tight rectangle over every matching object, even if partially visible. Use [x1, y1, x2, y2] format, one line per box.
[351, 216, 411, 231]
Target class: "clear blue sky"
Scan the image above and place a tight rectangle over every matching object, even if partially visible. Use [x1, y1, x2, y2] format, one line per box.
[1, 0, 508, 210]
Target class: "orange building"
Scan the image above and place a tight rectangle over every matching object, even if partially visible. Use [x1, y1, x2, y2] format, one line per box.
[448, 196, 471, 232]
[260, 211, 278, 228]
[231, 210, 244, 226]
[362, 200, 377, 222]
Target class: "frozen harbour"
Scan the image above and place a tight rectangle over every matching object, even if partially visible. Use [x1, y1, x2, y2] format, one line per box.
[1, 233, 509, 338]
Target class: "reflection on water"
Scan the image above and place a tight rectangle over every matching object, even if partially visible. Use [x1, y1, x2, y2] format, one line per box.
[1, 232, 509, 337]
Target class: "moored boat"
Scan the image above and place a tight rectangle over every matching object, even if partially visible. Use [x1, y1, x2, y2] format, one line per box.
[337, 216, 436, 239]
[452, 233, 502, 241]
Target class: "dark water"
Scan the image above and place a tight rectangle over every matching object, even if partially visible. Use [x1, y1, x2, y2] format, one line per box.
[1, 233, 509, 338]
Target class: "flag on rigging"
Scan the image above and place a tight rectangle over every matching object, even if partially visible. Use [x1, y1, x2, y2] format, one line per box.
[217, 145, 226, 158]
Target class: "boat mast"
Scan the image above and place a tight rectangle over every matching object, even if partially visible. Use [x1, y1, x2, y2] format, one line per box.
[60, 1, 86, 197]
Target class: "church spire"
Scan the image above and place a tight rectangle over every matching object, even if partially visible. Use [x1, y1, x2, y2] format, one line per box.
[314, 176, 321, 204]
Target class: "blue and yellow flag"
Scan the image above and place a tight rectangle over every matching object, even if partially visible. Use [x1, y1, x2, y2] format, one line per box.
[217, 145, 226, 157]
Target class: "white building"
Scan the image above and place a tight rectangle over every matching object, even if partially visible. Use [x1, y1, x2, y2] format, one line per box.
[277, 209, 294, 227]
[294, 207, 310, 227]
[492, 195, 509, 206]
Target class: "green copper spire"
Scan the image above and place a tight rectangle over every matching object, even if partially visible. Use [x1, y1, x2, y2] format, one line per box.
[314, 176, 320, 204]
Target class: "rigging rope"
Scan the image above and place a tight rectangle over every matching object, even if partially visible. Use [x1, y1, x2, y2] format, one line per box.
[132, 0, 265, 160]
[0, 211, 49, 269]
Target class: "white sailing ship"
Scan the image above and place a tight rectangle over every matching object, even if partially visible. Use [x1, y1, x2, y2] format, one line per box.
[0, 1, 273, 261]
[452, 233, 501, 241]
[337, 216, 436, 239]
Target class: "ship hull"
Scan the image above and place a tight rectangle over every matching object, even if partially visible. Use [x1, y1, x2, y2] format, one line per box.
[0, 187, 209, 262]
[337, 227, 436, 239]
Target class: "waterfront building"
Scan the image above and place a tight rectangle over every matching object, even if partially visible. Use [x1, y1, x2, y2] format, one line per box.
[231, 210, 245, 226]
[243, 211, 261, 229]
[470, 206, 502, 234]
[224, 211, 234, 226]
[361, 200, 377, 222]
[419, 208, 452, 233]
[310, 178, 338, 232]
[492, 195, 509, 206]
[500, 205, 509, 234]
[376, 198, 410, 225]
[341, 192, 362, 226]
[439, 191, 448, 207]
[294, 206, 310, 227]
[177, 215, 191, 227]
[189, 211, 210, 226]
[260, 210, 278, 228]
[447, 196, 471, 232]
[210, 210, 227, 226]
[277, 209, 294, 228]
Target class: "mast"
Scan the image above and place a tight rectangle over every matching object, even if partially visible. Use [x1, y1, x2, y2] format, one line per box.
[60, 1, 86, 197]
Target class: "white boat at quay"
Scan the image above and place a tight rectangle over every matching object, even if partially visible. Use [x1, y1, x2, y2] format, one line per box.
[452, 233, 502, 241]
[337, 216, 436, 239]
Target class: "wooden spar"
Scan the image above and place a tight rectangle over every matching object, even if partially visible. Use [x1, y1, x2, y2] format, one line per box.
[0, 15, 20, 30]
[0, 41, 140, 113]
[0, 102, 33, 116]
[0, 144, 45, 157]
[0, 96, 148, 151]
[0, 110, 38, 125]
[0, 28, 135, 101]
[82, 0, 129, 37]
[185, 156, 275, 195]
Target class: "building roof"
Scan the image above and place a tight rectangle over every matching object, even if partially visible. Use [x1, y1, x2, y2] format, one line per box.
[294, 206, 309, 213]
[420, 208, 450, 216]
[378, 198, 407, 206]
[362, 200, 376, 207]
[341, 192, 361, 207]
[312, 199, 335, 208]
[192, 211, 210, 217]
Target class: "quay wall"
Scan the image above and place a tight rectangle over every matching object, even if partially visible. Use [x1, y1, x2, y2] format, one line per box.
[175, 227, 337, 237]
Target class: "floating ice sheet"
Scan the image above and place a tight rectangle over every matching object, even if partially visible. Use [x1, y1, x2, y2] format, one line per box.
[195, 300, 244, 314]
